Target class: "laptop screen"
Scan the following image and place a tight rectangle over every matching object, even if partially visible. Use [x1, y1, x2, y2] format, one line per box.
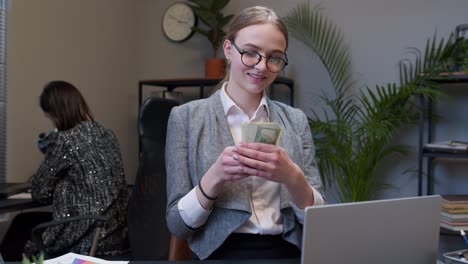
[301, 195, 441, 264]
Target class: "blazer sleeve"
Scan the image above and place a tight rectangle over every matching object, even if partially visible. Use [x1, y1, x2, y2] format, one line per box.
[297, 110, 325, 199]
[165, 106, 198, 238]
[31, 134, 71, 204]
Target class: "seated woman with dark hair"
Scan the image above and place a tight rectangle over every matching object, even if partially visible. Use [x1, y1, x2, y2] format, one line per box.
[18, 80, 129, 258]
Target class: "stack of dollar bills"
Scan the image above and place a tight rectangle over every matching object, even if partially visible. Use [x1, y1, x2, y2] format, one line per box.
[240, 122, 283, 145]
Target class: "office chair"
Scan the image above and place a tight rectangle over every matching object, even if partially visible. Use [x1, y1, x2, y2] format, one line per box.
[0, 211, 52, 261]
[168, 235, 192, 260]
[31, 215, 109, 257]
[127, 97, 180, 260]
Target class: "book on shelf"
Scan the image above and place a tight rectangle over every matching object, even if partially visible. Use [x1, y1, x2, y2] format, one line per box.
[442, 203, 468, 210]
[443, 208, 468, 214]
[441, 211, 468, 220]
[440, 222, 468, 231]
[441, 218, 468, 226]
[441, 195, 468, 211]
[440, 195, 468, 231]
[442, 194, 468, 204]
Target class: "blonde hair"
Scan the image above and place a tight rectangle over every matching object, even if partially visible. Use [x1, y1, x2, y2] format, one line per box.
[226, 6, 288, 49]
[215, 6, 288, 90]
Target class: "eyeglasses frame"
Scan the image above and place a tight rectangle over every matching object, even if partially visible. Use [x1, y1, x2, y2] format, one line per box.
[229, 39, 288, 73]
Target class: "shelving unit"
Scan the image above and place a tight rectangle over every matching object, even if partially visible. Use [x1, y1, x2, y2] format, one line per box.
[136, 77, 295, 156]
[138, 76, 295, 110]
[417, 73, 468, 196]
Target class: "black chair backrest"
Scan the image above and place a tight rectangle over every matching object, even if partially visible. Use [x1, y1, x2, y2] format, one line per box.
[128, 97, 179, 260]
[138, 97, 179, 152]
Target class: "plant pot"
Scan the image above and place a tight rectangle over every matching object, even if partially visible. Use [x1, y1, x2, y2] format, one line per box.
[205, 58, 226, 79]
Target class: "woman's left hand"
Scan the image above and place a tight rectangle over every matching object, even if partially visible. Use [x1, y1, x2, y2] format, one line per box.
[232, 142, 302, 186]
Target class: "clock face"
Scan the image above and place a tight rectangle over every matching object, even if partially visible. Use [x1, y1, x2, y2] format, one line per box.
[162, 2, 196, 42]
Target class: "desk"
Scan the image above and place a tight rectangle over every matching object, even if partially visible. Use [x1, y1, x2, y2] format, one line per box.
[129, 257, 445, 264]
[6, 258, 446, 264]
[0, 198, 44, 214]
[138, 76, 295, 108]
[5, 259, 299, 264]
[130, 260, 299, 264]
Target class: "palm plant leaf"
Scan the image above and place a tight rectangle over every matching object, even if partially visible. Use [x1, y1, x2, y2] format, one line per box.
[285, 2, 457, 202]
[284, 2, 353, 96]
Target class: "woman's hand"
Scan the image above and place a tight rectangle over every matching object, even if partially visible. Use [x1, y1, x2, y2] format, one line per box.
[197, 146, 250, 208]
[232, 142, 302, 186]
[209, 146, 251, 183]
[232, 142, 315, 208]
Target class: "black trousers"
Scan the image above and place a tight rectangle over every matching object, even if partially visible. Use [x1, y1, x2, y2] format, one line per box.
[0, 211, 52, 261]
[206, 233, 301, 260]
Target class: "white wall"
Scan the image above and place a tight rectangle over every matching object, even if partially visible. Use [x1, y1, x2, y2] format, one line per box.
[6, 0, 468, 201]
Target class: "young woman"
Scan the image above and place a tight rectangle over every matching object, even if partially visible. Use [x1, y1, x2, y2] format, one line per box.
[23, 81, 129, 258]
[166, 6, 325, 260]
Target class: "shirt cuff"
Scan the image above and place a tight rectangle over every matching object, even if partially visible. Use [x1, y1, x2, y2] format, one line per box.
[178, 187, 212, 229]
[292, 187, 325, 224]
[312, 187, 325, 206]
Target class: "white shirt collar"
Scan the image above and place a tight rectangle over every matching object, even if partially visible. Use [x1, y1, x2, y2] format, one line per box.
[219, 82, 269, 119]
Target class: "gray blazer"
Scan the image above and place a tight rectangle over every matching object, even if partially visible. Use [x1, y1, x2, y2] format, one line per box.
[166, 90, 324, 259]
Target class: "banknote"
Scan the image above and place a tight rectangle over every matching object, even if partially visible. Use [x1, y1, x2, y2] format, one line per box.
[241, 122, 283, 145]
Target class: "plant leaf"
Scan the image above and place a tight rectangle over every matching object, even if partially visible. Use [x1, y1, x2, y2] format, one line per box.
[286, 2, 457, 202]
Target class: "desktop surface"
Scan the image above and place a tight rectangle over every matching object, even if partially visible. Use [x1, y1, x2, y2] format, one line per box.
[139, 261, 296, 264]
[0, 197, 43, 214]
[132, 260, 298, 264]
[0, 182, 31, 199]
[4, 260, 299, 264]
[6, 259, 447, 264]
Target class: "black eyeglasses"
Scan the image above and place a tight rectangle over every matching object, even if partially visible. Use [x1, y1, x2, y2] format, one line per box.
[230, 40, 288, 73]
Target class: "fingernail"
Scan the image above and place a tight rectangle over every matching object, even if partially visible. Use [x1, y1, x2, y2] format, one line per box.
[232, 154, 239, 160]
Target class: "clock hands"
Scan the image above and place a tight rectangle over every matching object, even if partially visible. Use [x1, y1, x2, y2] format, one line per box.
[168, 14, 192, 26]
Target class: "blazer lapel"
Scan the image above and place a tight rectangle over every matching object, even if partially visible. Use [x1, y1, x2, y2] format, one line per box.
[268, 100, 293, 209]
[211, 91, 234, 146]
[210, 91, 251, 212]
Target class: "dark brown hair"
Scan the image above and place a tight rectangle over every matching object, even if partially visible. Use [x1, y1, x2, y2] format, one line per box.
[39, 80, 94, 131]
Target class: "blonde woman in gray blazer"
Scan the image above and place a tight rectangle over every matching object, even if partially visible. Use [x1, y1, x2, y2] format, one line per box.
[166, 6, 325, 260]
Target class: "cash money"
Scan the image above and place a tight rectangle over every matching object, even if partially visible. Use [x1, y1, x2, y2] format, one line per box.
[241, 122, 283, 145]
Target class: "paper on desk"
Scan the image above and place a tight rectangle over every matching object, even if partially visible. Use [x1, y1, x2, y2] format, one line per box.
[7, 192, 32, 199]
[43, 252, 128, 264]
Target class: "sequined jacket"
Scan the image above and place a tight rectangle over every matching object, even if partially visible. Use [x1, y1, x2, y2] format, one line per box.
[27, 121, 129, 257]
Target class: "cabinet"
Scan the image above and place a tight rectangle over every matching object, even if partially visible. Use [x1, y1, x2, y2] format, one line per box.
[417, 73, 468, 196]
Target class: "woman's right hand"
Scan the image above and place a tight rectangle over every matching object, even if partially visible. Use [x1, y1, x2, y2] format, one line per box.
[196, 146, 249, 208]
[213, 146, 251, 182]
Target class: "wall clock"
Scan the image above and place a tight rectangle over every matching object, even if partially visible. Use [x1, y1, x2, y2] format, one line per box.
[162, 2, 197, 42]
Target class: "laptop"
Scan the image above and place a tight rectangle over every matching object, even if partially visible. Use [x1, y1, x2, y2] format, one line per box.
[301, 195, 441, 264]
[0, 182, 31, 199]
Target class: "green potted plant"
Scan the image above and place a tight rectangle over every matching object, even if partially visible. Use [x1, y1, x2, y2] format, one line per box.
[22, 251, 44, 264]
[284, 2, 456, 202]
[187, 0, 233, 78]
